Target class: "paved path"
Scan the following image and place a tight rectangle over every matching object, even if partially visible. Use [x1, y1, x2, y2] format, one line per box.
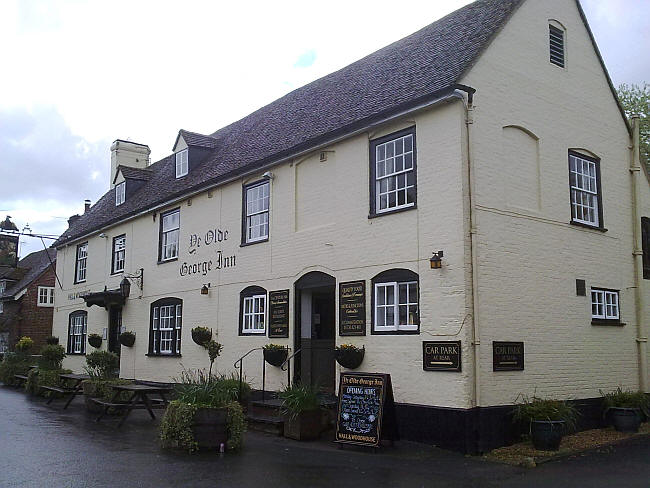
[0, 387, 648, 487]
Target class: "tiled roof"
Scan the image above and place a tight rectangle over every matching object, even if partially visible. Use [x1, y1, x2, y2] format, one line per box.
[56, 0, 523, 246]
[118, 166, 153, 181]
[178, 129, 218, 149]
[0, 248, 57, 300]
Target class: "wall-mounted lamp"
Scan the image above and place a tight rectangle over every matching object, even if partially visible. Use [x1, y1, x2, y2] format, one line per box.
[201, 283, 211, 295]
[262, 171, 274, 180]
[429, 251, 444, 269]
[120, 268, 144, 297]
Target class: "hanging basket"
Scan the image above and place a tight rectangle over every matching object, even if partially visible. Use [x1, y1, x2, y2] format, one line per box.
[263, 347, 288, 367]
[335, 346, 365, 369]
[191, 327, 213, 347]
[119, 331, 136, 348]
[88, 334, 103, 349]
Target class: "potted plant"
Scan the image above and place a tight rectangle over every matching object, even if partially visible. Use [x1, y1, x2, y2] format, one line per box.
[279, 382, 323, 441]
[335, 344, 365, 369]
[191, 326, 212, 347]
[118, 331, 136, 347]
[88, 333, 103, 349]
[513, 395, 578, 451]
[263, 344, 288, 367]
[601, 387, 649, 433]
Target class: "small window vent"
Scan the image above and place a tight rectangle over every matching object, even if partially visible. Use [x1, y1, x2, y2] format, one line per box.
[549, 25, 565, 68]
[320, 152, 328, 162]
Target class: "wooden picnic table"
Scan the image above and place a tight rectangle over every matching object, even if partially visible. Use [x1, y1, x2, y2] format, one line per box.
[95, 383, 173, 427]
[39, 373, 90, 407]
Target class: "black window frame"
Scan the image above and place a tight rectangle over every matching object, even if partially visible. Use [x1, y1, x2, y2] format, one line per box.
[369, 126, 417, 218]
[642, 217, 650, 280]
[239, 285, 267, 336]
[371, 268, 420, 335]
[148, 297, 183, 356]
[111, 234, 126, 275]
[67, 310, 87, 355]
[241, 179, 270, 246]
[568, 151, 605, 231]
[158, 208, 180, 263]
[549, 24, 565, 68]
[74, 242, 88, 284]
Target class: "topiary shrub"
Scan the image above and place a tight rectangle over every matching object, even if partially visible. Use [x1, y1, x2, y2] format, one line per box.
[85, 350, 119, 379]
[37, 344, 65, 371]
[88, 333, 103, 349]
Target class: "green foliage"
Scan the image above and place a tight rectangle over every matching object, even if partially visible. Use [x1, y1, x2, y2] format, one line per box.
[160, 401, 199, 452]
[279, 382, 321, 419]
[191, 326, 212, 346]
[617, 82, 649, 170]
[263, 343, 286, 351]
[45, 336, 59, 345]
[83, 378, 133, 402]
[0, 353, 31, 384]
[15, 336, 34, 352]
[513, 395, 579, 432]
[25, 368, 72, 396]
[37, 344, 65, 371]
[87, 333, 103, 349]
[215, 371, 252, 403]
[224, 401, 245, 451]
[174, 369, 236, 407]
[601, 387, 650, 417]
[85, 350, 119, 379]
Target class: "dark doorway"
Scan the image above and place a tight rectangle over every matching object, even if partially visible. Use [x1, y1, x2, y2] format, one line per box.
[294, 272, 336, 393]
[108, 307, 122, 359]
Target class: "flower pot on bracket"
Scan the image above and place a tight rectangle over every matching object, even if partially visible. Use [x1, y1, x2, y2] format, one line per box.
[263, 348, 288, 367]
[335, 347, 365, 369]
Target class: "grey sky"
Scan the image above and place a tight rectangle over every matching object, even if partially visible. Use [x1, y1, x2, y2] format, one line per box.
[0, 0, 647, 258]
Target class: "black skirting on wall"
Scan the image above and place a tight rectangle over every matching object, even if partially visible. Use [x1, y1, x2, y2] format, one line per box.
[395, 397, 607, 454]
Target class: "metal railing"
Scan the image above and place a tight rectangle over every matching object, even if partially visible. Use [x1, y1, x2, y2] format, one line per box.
[234, 347, 263, 404]
[280, 348, 301, 387]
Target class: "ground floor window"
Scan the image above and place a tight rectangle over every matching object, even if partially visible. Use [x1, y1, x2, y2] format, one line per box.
[591, 288, 619, 323]
[239, 286, 266, 335]
[149, 298, 182, 355]
[371, 269, 419, 334]
[67, 311, 87, 354]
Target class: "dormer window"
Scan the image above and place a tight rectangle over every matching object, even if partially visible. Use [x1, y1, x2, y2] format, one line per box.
[176, 149, 188, 178]
[115, 181, 126, 206]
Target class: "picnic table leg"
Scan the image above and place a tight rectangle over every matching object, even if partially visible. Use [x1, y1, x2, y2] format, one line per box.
[46, 389, 56, 405]
[117, 392, 141, 428]
[97, 389, 124, 422]
[63, 380, 82, 409]
[141, 393, 157, 420]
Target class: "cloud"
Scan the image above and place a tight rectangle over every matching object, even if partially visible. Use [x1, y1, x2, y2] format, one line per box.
[294, 50, 317, 68]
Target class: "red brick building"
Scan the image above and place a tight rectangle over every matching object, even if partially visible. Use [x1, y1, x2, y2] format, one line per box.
[0, 248, 57, 353]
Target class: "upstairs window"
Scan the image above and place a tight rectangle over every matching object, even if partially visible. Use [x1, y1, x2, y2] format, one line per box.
[67, 310, 87, 354]
[642, 217, 650, 279]
[115, 181, 126, 206]
[239, 286, 267, 335]
[112, 235, 126, 274]
[243, 180, 270, 244]
[75, 242, 88, 283]
[175, 149, 188, 178]
[591, 288, 620, 323]
[37, 286, 55, 307]
[549, 24, 565, 68]
[149, 298, 182, 355]
[370, 127, 416, 216]
[159, 209, 180, 262]
[569, 152, 602, 228]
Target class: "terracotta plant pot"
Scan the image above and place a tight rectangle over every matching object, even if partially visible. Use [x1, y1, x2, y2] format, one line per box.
[263, 348, 288, 367]
[192, 407, 228, 449]
[284, 409, 323, 441]
[335, 347, 365, 369]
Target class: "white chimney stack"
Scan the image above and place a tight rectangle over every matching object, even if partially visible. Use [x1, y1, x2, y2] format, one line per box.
[110, 140, 151, 188]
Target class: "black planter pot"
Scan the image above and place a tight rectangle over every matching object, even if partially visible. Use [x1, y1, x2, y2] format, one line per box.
[263, 348, 288, 367]
[191, 328, 212, 347]
[531, 420, 565, 451]
[335, 347, 365, 369]
[610, 407, 641, 433]
[192, 407, 228, 449]
[119, 332, 136, 348]
[88, 335, 102, 349]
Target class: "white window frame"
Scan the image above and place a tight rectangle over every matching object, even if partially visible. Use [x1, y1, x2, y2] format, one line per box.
[374, 132, 416, 214]
[373, 281, 419, 332]
[115, 181, 126, 206]
[175, 149, 188, 178]
[151, 301, 182, 355]
[37, 286, 55, 307]
[591, 288, 619, 321]
[242, 294, 266, 334]
[112, 235, 126, 274]
[244, 181, 270, 244]
[70, 313, 87, 354]
[160, 209, 180, 261]
[75, 242, 88, 283]
[569, 153, 600, 227]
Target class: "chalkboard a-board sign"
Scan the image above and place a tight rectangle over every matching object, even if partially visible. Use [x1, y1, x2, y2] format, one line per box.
[268, 290, 290, 338]
[335, 372, 398, 447]
[493, 341, 524, 371]
[423, 341, 461, 372]
[339, 281, 366, 336]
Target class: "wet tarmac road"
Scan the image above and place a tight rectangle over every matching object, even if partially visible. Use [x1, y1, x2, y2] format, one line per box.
[1, 387, 649, 488]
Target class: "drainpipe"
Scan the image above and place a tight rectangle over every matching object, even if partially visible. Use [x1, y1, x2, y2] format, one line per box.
[630, 114, 648, 392]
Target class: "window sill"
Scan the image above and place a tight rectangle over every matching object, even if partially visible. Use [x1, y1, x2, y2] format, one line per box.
[591, 319, 625, 326]
[73, 280, 87, 285]
[239, 331, 267, 336]
[67, 352, 86, 356]
[240, 238, 269, 248]
[157, 257, 178, 265]
[110, 271, 124, 276]
[570, 221, 608, 232]
[371, 328, 420, 335]
[369, 204, 417, 219]
[145, 353, 182, 357]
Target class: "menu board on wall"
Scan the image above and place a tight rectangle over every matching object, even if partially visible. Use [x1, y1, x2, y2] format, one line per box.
[268, 290, 289, 338]
[493, 341, 524, 371]
[339, 281, 366, 336]
[422, 341, 461, 372]
[335, 372, 398, 447]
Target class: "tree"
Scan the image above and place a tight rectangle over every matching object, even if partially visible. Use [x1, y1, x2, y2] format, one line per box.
[617, 83, 649, 171]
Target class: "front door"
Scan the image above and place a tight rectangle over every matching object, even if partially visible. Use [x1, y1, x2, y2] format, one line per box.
[108, 307, 122, 358]
[294, 272, 336, 393]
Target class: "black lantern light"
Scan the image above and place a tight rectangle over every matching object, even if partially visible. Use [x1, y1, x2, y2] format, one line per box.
[120, 277, 131, 298]
[430, 250, 444, 269]
[201, 283, 211, 295]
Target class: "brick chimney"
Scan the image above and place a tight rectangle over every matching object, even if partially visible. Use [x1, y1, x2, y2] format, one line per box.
[110, 140, 151, 188]
[68, 214, 81, 227]
[84, 200, 91, 213]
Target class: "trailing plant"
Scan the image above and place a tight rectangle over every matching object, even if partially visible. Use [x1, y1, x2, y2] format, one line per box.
[118, 331, 136, 347]
[85, 350, 119, 379]
[513, 394, 579, 433]
[279, 382, 322, 419]
[37, 344, 65, 371]
[88, 333, 103, 349]
[191, 326, 212, 347]
[15, 336, 34, 352]
[45, 336, 59, 345]
[601, 387, 650, 417]
[160, 400, 199, 451]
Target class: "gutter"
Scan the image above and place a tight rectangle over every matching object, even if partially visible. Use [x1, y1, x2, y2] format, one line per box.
[630, 115, 648, 392]
[56, 87, 465, 248]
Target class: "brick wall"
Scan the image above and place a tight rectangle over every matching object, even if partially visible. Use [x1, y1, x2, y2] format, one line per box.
[16, 266, 56, 351]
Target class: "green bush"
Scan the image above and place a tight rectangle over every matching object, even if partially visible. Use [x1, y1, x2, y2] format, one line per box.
[25, 368, 72, 396]
[83, 378, 133, 402]
[513, 395, 579, 433]
[45, 336, 59, 345]
[37, 344, 66, 371]
[279, 382, 321, 419]
[15, 336, 34, 352]
[0, 353, 31, 385]
[601, 387, 650, 418]
[85, 350, 119, 379]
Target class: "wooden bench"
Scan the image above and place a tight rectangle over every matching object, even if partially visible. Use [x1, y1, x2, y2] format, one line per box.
[39, 385, 80, 405]
[13, 374, 29, 387]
